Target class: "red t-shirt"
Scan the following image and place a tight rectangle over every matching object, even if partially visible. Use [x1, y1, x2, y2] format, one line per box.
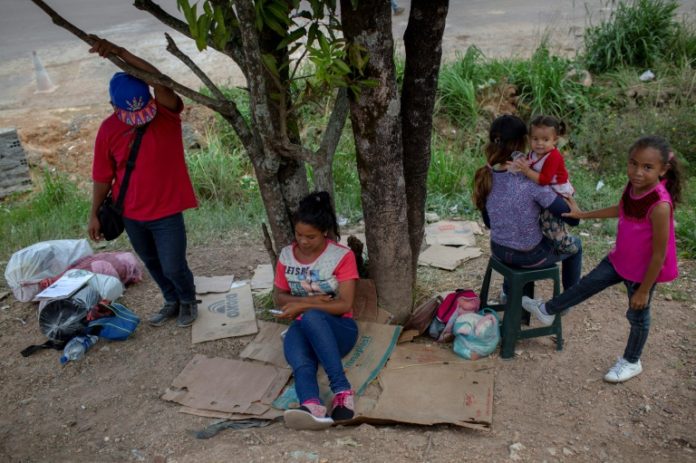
[274, 240, 359, 318]
[528, 147, 569, 186]
[92, 99, 198, 221]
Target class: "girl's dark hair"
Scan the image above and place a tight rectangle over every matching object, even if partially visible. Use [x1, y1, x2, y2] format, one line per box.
[472, 115, 528, 211]
[629, 135, 683, 206]
[530, 115, 566, 136]
[293, 191, 340, 240]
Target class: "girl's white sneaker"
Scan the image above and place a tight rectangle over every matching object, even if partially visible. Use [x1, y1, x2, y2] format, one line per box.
[284, 405, 334, 431]
[604, 357, 642, 383]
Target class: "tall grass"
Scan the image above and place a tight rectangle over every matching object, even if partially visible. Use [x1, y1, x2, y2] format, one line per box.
[186, 133, 259, 205]
[0, 171, 91, 258]
[437, 43, 598, 127]
[583, 0, 688, 72]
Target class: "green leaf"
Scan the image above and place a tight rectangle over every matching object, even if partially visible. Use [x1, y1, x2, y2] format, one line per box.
[267, 2, 291, 25]
[333, 59, 351, 75]
[261, 53, 280, 78]
[307, 23, 319, 48]
[265, 17, 287, 36]
[277, 27, 306, 50]
[318, 32, 330, 54]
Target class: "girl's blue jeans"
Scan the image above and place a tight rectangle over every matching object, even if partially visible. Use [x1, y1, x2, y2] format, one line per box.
[283, 309, 358, 405]
[491, 236, 583, 291]
[123, 212, 196, 304]
[545, 256, 654, 363]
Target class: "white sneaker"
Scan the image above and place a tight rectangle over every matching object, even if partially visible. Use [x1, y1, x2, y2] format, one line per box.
[604, 357, 642, 383]
[284, 405, 334, 430]
[521, 296, 555, 326]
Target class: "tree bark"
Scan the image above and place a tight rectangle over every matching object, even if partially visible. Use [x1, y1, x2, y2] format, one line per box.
[340, 0, 413, 322]
[401, 0, 449, 280]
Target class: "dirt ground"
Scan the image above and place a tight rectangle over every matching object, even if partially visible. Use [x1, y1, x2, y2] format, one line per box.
[0, 232, 695, 463]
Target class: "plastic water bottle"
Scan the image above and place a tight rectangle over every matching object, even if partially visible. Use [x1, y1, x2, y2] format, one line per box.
[60, 335, 99, 364]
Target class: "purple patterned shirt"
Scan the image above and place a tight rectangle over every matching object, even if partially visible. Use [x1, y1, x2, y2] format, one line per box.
[486, 170, 558, 250]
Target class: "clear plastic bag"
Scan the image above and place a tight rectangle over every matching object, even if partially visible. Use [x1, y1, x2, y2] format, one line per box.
[4, 239, 93, 302]
[38, 285, 100, 341]
[452, 309, 500, 360]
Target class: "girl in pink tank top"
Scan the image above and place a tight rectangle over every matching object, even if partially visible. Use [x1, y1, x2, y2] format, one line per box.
[520, 135, 683, 384]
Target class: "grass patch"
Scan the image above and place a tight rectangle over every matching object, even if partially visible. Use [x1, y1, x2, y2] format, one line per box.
[583, 0, 683, 73]
[0, 171, 91, 259]
[437, 42, 601, 127]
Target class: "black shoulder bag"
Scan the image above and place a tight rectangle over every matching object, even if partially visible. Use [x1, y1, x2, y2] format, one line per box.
[98, 123, 149, 241]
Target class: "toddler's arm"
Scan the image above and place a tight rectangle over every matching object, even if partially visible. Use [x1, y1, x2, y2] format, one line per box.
[513, 158, 541, 184]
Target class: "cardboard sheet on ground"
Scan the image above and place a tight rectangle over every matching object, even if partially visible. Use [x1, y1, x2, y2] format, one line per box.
[162, 354, 290, 415]
[425, 220, 481, 247]
[418, 244, 482, 270]
[352, 279, 393, 324]
[194, 275, 234, 294]
[351, 342, 494, 430]
[239, 320, 288, 368]
[191, 283, 258, 343]
[179, 405, 283, 421]
[251, 264, 274, 290]
[271, 321, 402, 408]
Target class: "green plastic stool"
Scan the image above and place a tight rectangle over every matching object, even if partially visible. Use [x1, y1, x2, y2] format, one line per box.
[479, 256, 563, 359]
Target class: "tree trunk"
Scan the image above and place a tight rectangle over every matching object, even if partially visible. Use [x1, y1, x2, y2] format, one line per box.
[340, 0, 413, 322]
[401, 0, 449, 280]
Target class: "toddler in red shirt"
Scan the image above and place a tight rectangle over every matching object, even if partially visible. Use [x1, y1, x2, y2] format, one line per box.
[513, 116, 577, 254]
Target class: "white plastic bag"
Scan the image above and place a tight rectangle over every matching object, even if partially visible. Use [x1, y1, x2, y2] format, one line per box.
[4, 239, 93, 302]
[88, 274, 124, 301]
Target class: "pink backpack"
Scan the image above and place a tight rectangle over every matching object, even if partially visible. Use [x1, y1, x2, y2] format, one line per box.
[431, 289, 481, 343]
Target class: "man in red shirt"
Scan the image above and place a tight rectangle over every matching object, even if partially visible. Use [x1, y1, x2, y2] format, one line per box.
[87, 37, 199, 328]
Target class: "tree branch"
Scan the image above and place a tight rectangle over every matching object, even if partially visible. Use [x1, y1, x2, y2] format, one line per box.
[133, 0, 246, 67]
[262, 223, 278, 269]
[165, 32, 226, 101]
[30, 0, 242, 118]
[163, 32, 255, 148]
[234, 0, 279, 145]
[315, 88, 349, 165]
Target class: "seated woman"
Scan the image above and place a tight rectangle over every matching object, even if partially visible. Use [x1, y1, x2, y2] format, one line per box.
[472, 115, 583, 298]
[273, 191, 359, 430]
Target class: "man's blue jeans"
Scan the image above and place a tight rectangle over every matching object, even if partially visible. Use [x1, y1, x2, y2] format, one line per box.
[284, 310, 358, 405]
[545, 256, 653, 363]
[491, 236, 583, 291]
[123, 212, 196, 304]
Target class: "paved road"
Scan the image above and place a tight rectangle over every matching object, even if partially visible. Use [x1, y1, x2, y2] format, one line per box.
[1, 0, 694, 113]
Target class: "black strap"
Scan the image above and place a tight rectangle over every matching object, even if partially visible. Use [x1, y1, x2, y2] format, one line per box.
[21, 339, 66, 357]
[113, 123, 149, 214]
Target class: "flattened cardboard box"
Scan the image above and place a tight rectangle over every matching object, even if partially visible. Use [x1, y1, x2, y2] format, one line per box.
[351, 342, 494, 430]
[162, 354, 291, 416]
[352, 279, 393, 324]
[251, 264, 274, 290]
[239, 320, 288, 368]
[192, 282, 258, 343]
[194, 275, 234, 294]
[179, 405, 283, 421]
[424, 220, 481, 247]
[418, 244, 482, 271]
